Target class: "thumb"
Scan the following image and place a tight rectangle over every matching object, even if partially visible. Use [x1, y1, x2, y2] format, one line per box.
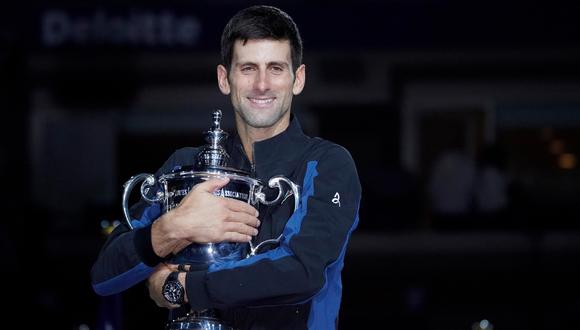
[195, 176, 230, 193]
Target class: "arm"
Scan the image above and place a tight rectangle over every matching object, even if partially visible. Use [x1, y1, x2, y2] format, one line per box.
[90, 201, 163, 296]
[91, 149, 261, 296]
[91, 149, 186, 296]
[176, 146, 361, 309]
[151, 177, 260, 257]
[147, 264, 188, 309]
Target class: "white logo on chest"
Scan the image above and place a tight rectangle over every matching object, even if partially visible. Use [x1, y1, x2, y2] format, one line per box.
[332, 192, 341, 207]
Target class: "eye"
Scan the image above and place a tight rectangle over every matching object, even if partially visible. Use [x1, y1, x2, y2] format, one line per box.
[270, 65, 284, 74]
[241, 66, 255, 73]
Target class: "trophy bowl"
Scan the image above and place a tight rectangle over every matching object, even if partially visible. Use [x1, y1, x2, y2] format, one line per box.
[124, 165, 263, 266]
[159, 166, 261, 265]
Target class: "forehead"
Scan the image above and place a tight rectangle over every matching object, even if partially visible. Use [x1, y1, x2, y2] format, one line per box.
[231, 39, 292, 64]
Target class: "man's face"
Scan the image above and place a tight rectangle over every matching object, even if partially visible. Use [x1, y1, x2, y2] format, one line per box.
[217, 39, 305, 129]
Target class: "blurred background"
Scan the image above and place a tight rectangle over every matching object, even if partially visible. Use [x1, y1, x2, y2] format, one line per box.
[2, 0, 580, 329]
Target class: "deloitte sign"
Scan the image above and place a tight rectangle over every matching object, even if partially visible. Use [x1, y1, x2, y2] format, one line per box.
[41, 9, 202, 48]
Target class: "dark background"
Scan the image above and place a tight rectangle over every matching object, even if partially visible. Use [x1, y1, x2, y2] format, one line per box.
[2, 0, 580, 329]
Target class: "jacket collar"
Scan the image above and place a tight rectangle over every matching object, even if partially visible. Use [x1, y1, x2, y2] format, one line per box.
[228, 115, 310, 180]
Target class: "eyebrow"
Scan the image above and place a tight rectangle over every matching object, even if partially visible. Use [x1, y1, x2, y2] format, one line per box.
[236, 61, 290, 68]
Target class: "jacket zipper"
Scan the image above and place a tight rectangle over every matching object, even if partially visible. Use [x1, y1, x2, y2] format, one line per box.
[239, 142, 260, 248]
[237, 143, 256, 176]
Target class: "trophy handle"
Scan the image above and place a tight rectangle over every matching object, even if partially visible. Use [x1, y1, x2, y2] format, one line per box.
[255, 175, 301, 212]
[122, 173, 162, 230]
[250, 176, 301, 256]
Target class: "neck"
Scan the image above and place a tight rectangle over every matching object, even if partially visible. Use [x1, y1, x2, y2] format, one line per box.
[236, 116, 290, 163]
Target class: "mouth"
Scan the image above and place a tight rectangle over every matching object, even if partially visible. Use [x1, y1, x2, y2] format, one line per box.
[247, 97, 275, 107]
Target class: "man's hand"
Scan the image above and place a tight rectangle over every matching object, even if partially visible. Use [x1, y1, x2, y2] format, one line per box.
[147, 263, 184, 309]
[151, 177, 260, 257]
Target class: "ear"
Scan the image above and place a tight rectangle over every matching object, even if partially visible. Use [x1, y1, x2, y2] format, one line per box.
[292, 64, 306, 95]
[217, 65, 230, 95]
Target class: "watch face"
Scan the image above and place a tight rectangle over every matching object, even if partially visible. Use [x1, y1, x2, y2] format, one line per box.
[163, 280, 183, 304]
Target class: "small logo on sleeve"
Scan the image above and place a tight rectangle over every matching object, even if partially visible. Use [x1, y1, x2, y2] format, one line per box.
[332, 192, 341, 207]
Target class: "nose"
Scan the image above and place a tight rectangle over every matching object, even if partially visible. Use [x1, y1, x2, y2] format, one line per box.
[253, 70, 269, 93]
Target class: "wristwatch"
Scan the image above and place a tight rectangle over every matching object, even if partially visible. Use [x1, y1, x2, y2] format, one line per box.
[162, 271, 185, 305]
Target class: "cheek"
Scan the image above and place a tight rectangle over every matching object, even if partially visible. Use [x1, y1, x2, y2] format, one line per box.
[233, 77, 252, 93]
[272, 77, 294, 91]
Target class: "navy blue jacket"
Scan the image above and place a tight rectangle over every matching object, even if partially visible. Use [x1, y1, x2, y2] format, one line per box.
[91, 117, 361, 329]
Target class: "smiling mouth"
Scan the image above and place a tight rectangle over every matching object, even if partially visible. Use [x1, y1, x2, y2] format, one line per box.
[248, 97, 275, 105]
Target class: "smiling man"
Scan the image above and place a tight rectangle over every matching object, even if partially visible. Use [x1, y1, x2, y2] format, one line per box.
[218, 37, 305, 160]
[91, 5, 361, 330]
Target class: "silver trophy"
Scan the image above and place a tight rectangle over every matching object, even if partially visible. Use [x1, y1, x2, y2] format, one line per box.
[122, 110, 300, 330]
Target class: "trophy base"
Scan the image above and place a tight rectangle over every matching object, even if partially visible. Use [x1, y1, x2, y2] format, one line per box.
[166, 310, 234, 330]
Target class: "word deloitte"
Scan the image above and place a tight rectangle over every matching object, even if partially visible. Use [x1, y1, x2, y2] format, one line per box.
[41, 9, 202, 47]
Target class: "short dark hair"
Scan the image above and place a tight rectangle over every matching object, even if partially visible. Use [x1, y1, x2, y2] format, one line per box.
[221, 5, 303, 72]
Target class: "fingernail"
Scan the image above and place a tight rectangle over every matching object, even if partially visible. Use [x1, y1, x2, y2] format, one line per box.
[256, 220, 261, 227]
[255, 210, 259, 217]
[253, 229, 259, 236]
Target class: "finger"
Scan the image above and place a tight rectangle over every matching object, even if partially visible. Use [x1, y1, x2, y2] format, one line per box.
[222, 198, 260, 217]
[226, 211, 260, 228]
[163, 263, 180, 272]
[222, 232, 253, 243]
[177, 264, 191, 272]
[195, 177, 230, 193]
[224, 221, 259, 237]
[154, 263, 167, 271]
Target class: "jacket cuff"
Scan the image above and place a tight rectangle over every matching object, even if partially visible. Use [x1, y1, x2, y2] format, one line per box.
[133, 225, 164, 267]
[185, 270, 211, 310]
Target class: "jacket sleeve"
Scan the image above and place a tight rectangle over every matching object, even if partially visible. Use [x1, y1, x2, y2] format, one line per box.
[90, 150, 187, 296]
[90, 203, 163, 296]
[184, 145, 361, 309]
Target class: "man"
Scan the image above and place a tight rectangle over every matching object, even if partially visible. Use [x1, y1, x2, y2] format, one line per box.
[91, 5, 361, 329]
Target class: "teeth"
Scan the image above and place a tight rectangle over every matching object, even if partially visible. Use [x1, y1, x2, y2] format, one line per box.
[250, 98, 274, 104]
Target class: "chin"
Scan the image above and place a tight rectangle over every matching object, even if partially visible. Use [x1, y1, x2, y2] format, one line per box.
[242, 112, 280, 128]
[247, 118, 277, 128]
